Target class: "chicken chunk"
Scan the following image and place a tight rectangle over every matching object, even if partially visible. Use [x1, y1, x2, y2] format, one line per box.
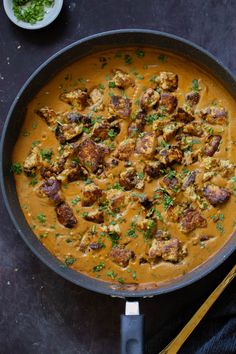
[107, 191, 129, 212]
[114, 139, 136, 161]
[83, 210, 104, 224]
[109, 246, 134, 267]
[140, 88, 160, 110]
[109, 95, 131, 119]
[200, 106, 227, 125]
[36, 106, 58, 128]
[23, 146, 41, 176]
[111, 69, 134, 89]
[90, 87, 104, 111]
[55, 122, 83, 144]
[180, 208, 207, 233]
[185, 91, 200, 106]
[60, 88, 89, 110]
[163, 122, 183, 141]
[161, 175, 180, 194]
[91, 120, 120, 141]
[149, 237, 182, 262]
[128, 111, 146, 137]
[182, 171, 197, 190]
[55, 202, 77, 228]
[77, 139, 106, 173]
[183, 122, 203, 136]
[159, 93, 177, 113]
[156, 72, 178, 91]
[203, 135, 221, 157]
[173, 107, 195, 123]
[136, 218, 157, 239]
[41, 178, 63, 204]
[159, 146, 183, 165]
[81, 183, 103, 207]
[135, 132, 157, 158]
[145, 161, 163, 180]
[203, 185, 231, 206]
[119, 167, 143, 191]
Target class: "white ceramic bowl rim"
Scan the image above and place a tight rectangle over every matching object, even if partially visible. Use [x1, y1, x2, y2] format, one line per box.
[3, 0, 63, 30]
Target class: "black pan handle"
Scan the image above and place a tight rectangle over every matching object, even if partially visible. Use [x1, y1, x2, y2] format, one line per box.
[120, 301, 144, 354]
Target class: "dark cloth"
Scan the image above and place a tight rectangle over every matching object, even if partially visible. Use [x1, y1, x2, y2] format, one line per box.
[146, 279, 236, 354]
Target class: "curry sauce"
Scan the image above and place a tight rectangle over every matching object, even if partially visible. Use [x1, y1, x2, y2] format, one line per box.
[12, 48, 236, 286]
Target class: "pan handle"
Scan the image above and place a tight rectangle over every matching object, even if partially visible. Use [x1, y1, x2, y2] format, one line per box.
[120, 301, 144, 354]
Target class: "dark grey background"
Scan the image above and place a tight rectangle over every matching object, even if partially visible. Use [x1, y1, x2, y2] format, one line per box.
[0, 1, 235, 353]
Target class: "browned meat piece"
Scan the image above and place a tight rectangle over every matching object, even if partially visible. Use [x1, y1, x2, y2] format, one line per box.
[139, 196, 153, 209]
[128, 111, 146, 137]
[90, 87, 104, 111]
[81, 183, 103, 206]
[135, 132, 157, 158]
[37, 107, 58, 127]
[115, 139, 136, 160]
[119, 167, 143, 191]
[183, 150, 199, 165]
[203, 185, 231, 206]
[41, 178, 63, 204]
[111, 69, 134, 89]
[183, 122, 203, 136]
[23, 146, 41, 176]
[167, 204, 185, 222]
[156, 72, 178, 91]
[173, 108, 195, 123]
[83, 210, 104, 223]
[89, 242, 104, 250]
[182, 171, 197, 190]
[140, 88, 160, 110]
[67, 162, 88, 182]
[77, 139, 106, 173]
[65, 112, 93, 127]
[149, 237, 181, 262]
[55, 202, 77, 228]
[204, 135, 221, 156]
[91, 120, 120, 141]
[108, 191, 128, 212]
[162, 175, 180, 193]
[145, 161, 163, 180]
[136, 218, 157, 238]
[180, 208, 207, 233]
[109, 246, 134, 267]
[159, 93, 177, 113]
[200, 107, 227, 125]
[55, 122, 83, 144]
[60, 88, 89, 110]
[185, 91, 200, 106]
[163, 122, 183, 141]
[109, 95, 131, 119]
[159, 146, 183, 165]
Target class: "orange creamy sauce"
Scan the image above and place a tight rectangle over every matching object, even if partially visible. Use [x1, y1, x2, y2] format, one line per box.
[13, 48, 236, 286]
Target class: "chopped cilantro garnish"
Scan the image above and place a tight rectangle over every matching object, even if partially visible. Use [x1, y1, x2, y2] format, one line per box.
[29, 178, 38, 186]
[40, 148, 53, 161]
[158, 54, 166, 63]
[132, 271, 137, 280]
[84, 179, 93, 185]
[216, 221, 224, 234]
[163, 193, 173, 210]
[112, 182, 124, 190]
[64, 256, 77, 266]
[37, 213, 46, 224]
[11, 162, 22, 175]
[99, 83, 105, 90]
[109, 81, 116, 88]
[13, 0, 54, 25]
[192, 79, 199, 92]
[124, 54, 132, 65]
[108, 129, 118, 139]
[155, 210, 163, 221]
[71, 196, 81, 206]
[145, 113, 160, 124]
[136, 50, 145, 58]
[93, 262, 105, 272]
[107, 270, 118, 279]
[118, 277, 124, 284]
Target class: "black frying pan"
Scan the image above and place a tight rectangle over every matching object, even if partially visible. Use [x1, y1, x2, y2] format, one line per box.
[1, 30, 236, 354]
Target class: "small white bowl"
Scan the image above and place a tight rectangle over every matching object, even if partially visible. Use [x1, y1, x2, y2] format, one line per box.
[3, 0, 63, 30]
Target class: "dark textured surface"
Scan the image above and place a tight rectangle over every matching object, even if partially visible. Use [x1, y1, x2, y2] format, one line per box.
[0, 1, 235, 353]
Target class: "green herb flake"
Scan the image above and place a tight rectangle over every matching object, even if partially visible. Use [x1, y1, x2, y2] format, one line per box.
[145, 113, 160, 124]
[132, 271, 137, 280]
[40, 148, 53, 161]
[99, 83, 105, 90]
[156, 210, 164, 221]
[136, 50, 145, 58]
[112, 182, 124, 190]
[13, 0, 54, 25]
[158, 54, 166, 63]
[124, 54, 132, 65]
[29, 178, 38, 186]
[71, 196, 81, 206]
[109, 81, 116, 88]
[107, 270, 118, 279]
[163, 193, 173, 211]
[64, 256, 77, 266]
[216, 221, 224, 234]
[192, 79, 199, 92]
[32, 140, 40, 147]
[93, 262, 105, 272]
[108, 129, 118, 140]
[11, 162, 22, 175]
[37, 213, 46, 224]
[118, 277, 124, 284]
[84, 178, 93, 185]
